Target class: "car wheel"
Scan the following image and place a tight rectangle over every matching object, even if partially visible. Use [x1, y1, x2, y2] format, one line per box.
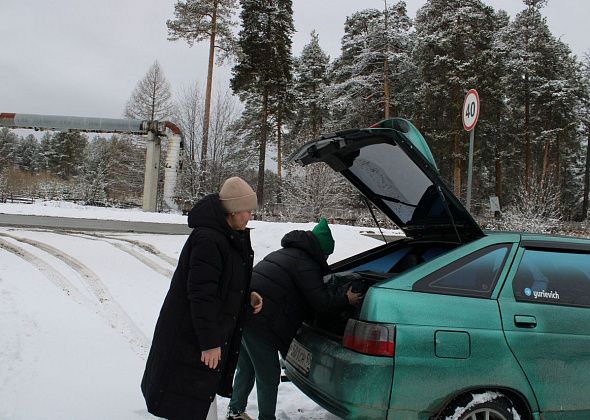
[442, 391, 520, 420]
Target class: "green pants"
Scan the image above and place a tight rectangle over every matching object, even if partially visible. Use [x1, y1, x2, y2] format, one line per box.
[229, 327, 281, 420]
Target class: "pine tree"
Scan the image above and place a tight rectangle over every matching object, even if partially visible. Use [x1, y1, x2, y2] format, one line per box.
[485, 10, 511, 208]
[231, 0, 294, 207]
[287, 30, 331, 148]
[16, 134, 40, 173]
[413, 0, 498, 199]
[328, 2, 412, 130]
[0, 128, 18, 170]
[281, 31, 350, 218]
[581, 52, 590, 219]
[107, 135, 146, 203]
[167, 0, 238, 168]
[500, 0, 584, 216]
[77, 137, 111, 204]
[49, 132, 88, 179]
[38, 132, 53, 173]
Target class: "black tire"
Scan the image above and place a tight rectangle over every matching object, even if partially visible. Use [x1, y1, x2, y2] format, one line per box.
[442, 392, 520, 420]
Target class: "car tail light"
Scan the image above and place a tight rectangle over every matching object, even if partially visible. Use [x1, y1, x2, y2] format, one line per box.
[343, 319, 395, 357]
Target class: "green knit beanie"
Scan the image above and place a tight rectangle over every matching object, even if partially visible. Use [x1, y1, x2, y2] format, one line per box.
[311, 217, 335, 255]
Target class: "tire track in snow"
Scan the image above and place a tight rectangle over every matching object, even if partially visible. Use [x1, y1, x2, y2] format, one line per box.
[54, 231, 176, 277]
[0, 233, 149, 358]
[110, 242, 174, 278]
[0, 238, 91, 306]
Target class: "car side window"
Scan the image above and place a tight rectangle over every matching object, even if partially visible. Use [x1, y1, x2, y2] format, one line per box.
[412, 244, 510, 297]
[512, 249, 590, 307]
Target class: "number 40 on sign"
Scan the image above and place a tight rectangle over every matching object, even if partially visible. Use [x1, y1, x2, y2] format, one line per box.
[462, 89, 480, 132]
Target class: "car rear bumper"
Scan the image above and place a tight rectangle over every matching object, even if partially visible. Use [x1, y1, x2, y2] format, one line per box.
[284, 325, 394, 420]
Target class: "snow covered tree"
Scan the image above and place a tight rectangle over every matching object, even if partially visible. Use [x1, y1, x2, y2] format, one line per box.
[496, 168, 562, 233]
[76, 137, 111, 204]
[106, 135, 145, 203]
[15, 134, 40, 174]
[0, 128, 18, 170]
[231, 0, 294, 207]
[167, 0, 238, 168]
[35, 132, 88, 180]
[287, 31, 331, 149]
[327, 2, 412, 130]
[281, 31, 353, 218]
[412, 0, 499, 199]
[125, 61, 174, 121]
[581, 52, 590, 219]
[500, 0, 584, 216]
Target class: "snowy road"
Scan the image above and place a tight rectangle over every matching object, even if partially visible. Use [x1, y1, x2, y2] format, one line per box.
[0, 212, 390, 420]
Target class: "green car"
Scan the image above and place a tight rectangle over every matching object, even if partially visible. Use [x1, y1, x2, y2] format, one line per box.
[284, 119, 590, 420]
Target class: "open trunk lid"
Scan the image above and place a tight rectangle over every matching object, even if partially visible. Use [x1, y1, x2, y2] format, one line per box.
[289, 118, 484, 242]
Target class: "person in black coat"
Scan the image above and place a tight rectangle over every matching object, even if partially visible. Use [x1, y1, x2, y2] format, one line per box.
[141, 177, 263, 420]
[226, 218, 363, 420]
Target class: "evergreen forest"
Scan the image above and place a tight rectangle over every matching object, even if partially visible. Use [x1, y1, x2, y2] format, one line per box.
[2, 0, 590, 233]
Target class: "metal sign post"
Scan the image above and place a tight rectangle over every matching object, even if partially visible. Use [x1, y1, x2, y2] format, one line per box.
[462, 89, 480, 212]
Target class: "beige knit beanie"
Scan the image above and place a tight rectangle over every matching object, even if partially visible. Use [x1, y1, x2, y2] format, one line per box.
[219, 177, 257, 213]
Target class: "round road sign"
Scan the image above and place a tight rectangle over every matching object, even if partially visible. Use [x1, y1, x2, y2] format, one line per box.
[462, 89, 480, 131]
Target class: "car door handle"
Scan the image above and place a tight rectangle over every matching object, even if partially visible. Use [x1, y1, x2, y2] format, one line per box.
[514, 315, 537, 328]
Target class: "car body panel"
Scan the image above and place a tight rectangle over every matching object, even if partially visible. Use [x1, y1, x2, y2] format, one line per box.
[286, 233, 540, 419]
[368, 288, 538, 418]
[499, 242, 590, 419]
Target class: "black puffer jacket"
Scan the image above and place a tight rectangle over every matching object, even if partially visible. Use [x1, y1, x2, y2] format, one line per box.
[141, 194, 254, 418]
[248, 230, 349, 356]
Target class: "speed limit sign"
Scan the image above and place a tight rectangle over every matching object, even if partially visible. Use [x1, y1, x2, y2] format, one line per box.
[462, 89, 480, 131]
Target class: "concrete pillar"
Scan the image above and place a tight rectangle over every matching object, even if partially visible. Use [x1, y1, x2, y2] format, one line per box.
[142, 131, 161, 212]
[163, 133, 182, 210]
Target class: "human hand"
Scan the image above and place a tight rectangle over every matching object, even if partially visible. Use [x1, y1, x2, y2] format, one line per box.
[201, 347, 221, 369]
[250, 291, 263, 314]
[346, 286, 364, 308]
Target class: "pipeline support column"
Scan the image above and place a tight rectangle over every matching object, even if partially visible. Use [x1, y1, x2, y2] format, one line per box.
[143, 131, 161, 212]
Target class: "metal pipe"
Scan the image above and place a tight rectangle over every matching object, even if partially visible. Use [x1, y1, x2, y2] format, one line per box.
[1, 112, 184, 213]
[0, 112, 147, 134]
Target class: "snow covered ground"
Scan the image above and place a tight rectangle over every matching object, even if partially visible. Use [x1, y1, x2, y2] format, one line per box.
[0, 201, 399, 420]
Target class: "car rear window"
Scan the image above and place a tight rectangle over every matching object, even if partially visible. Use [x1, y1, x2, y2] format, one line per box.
[412, 244, 510, 297]
[512, 249, 590, 307]
[348, 142, 435, 224]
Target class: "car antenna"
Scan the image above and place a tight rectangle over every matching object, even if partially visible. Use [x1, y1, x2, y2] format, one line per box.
[363, 197, 387, 244]
[435, 185, 462, 243]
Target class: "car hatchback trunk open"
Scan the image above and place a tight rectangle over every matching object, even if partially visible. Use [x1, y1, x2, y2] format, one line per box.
[284, 119, 590, 420]
[283, 119, 483, 419]
[287, 118, 481, 339]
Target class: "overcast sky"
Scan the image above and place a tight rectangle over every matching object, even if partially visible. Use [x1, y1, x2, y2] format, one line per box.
[1, 0, 588, 121]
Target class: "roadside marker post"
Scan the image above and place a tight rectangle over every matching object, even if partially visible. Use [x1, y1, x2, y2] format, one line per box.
[462, 89, 480, 212]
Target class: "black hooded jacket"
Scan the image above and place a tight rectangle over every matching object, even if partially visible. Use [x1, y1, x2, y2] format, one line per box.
[141, 194, 254, 419]
[248, 230, 349, 356]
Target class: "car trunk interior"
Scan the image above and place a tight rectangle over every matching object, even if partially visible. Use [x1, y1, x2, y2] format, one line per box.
[311, 237, 461, 336]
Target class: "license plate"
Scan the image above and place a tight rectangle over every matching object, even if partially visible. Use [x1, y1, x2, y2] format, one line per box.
[286, 339, 312, 376]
